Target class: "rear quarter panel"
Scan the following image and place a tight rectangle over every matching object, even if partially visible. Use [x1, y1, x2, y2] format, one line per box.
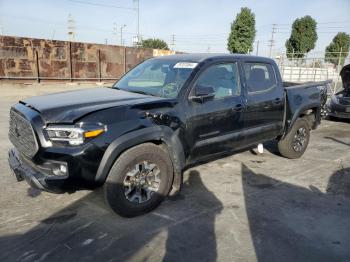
[285, 85, 321, 132]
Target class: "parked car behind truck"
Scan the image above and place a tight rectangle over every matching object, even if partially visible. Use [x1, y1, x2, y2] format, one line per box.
[8, 54, 330, 217]
[326, 64, 350, 119]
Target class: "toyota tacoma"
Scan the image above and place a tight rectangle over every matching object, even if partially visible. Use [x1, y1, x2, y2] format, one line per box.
[8, 54, 330, 217]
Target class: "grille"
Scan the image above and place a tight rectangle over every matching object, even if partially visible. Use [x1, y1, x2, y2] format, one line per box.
[9, 109, 39, 158]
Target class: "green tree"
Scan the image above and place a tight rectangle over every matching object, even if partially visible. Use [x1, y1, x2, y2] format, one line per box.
[285, 15, 318, 58]
[325, 32, 350, 66]
[141, 38, 169, 50]
[227, 7, 256, 54]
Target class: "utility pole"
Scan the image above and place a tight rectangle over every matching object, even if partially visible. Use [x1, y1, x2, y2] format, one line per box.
[113, 23, 118, 45]
[137, 0, 140, 41]
[171, 34, 175, 51]
[337, 47, 343, 73]
[255, 40, 259, 56]
[207, 45, 211, 53]
[268, 24, 277, 57]
[133, 0, 140, 45]
[67, 14, 76, 42]
[120, 24, 126, 46]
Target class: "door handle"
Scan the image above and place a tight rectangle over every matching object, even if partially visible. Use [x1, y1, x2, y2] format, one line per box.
[273, 98, 282, 104]
[232, 104, 243, 112]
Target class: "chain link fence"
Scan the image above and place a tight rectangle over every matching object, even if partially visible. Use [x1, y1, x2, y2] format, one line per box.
[274, 51, 349, 93]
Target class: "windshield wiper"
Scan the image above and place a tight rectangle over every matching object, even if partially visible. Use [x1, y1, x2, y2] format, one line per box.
[111, 87, 158, 97]
[127, 90, 158, 97]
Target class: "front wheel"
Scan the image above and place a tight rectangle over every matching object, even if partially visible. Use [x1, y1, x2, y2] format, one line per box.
[278, 118, 310, 159]
[104, 143, 174, 217]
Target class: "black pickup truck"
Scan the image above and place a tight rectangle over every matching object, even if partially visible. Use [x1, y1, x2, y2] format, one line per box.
[8, 54, 330, 217]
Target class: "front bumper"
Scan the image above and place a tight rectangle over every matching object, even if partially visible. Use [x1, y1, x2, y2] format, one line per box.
[8, 103, 107, 194]
[8, 148, 72, 193]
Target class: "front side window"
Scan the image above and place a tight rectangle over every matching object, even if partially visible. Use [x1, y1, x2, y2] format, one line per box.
[243, 63, 277, 93]
[194, 62, 241, 99]
[113, 59, 196, 98]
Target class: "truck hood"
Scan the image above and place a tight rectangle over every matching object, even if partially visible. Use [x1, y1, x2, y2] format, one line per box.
[21, 87, 163, 123]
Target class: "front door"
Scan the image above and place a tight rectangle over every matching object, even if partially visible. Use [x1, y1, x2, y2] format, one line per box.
[186, 62, 245, 162]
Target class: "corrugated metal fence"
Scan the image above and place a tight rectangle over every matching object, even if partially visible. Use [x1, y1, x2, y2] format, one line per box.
[0, 35, 176, 82]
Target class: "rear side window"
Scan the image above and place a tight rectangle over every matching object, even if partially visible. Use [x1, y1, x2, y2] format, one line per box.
[243, 63, 277, 93]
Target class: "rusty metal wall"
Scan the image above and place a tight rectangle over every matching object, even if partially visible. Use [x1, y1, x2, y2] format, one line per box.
[0, 36, 174, 82]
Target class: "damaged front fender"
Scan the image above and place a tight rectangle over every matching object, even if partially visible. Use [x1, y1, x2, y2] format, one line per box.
[95, 125, 185, 193]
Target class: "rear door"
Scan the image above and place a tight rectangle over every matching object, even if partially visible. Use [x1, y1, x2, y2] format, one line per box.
[242, 62, 284, 144]
[186, 61, 245, 162]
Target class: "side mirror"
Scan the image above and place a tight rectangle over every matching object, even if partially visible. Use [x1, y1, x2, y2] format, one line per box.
[189, 85, 215, 103]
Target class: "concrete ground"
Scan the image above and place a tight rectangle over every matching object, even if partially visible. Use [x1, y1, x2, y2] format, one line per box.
[0, 83, 350, 262]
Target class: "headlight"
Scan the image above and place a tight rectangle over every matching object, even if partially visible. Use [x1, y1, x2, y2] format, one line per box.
[46, 123, 106, 146]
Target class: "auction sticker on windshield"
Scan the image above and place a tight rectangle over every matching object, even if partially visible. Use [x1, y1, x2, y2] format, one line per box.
[173, 62, 198, 69]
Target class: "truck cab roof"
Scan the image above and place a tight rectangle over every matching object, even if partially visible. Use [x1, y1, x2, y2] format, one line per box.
[152, 53, 275, 64]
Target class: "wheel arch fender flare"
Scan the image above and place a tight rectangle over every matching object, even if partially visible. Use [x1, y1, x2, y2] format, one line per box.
[95, 126, 185, 190]
[284, 103, 320, 137]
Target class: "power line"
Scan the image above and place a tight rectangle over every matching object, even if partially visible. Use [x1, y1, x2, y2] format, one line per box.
[171, 33, 228, 37]
[68, 0, 135, 10]
[68, 0, 140, 44]
[317, 20, 350, 24]
[174, 36, 227, 41]
[1, 15, 228, 42]
[3, 13, 349, 52]
[276, 31, 349, 34]
[1, 15, 140, 37]
[274, 20, 350, 26]
[316, 26, 350, 29]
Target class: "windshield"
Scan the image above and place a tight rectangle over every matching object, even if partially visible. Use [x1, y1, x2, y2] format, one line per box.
[113, 59, 196, 98]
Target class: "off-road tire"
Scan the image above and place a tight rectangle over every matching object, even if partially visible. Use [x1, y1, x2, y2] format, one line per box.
[278, 118, 310, 159]
[104, 143, 174, 217]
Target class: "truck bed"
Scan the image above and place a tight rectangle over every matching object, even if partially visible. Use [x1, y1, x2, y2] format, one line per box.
[283, 80, 332, 133]
[283, 80, 332, 89]
[284, 80, 331, 109]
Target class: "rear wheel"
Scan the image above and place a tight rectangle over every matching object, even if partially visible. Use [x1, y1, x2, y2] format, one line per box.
[104, 143, 174, 217]
[278, 118, 310, 159]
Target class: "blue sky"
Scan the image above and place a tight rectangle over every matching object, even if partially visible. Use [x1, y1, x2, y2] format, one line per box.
[0, 0, 349, 56]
